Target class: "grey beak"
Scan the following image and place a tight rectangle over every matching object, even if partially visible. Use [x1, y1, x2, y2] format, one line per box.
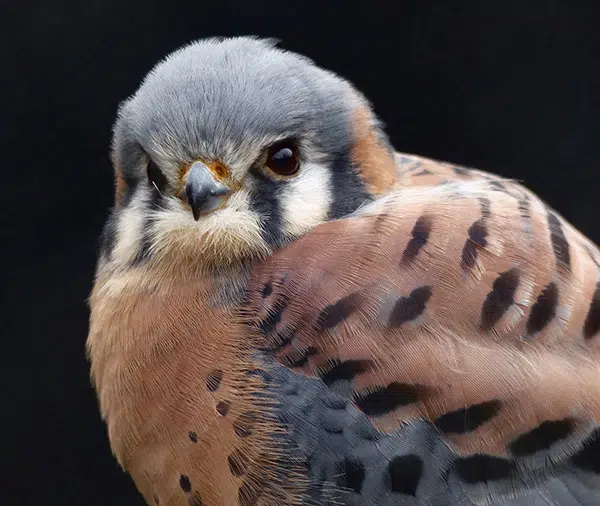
[184, 162, 231, 220]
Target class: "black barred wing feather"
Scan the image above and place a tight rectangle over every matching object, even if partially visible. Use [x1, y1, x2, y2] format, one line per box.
[246, 178, 600, 504]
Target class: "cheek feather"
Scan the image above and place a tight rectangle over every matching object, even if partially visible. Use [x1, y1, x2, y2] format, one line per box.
[113, 195, 147, 266]
[149, 189, 272, 269]
[279, 163, 332, 238]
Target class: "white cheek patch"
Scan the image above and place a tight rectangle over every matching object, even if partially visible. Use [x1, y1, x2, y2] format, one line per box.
[279, 162, 332, 237]
[113, 192, 147, 265]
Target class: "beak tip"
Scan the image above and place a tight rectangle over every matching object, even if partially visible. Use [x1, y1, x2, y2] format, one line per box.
[183, 161, 232, 220]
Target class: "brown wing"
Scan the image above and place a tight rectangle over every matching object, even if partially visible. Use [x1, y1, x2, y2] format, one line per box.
[248, 162, 600, 458]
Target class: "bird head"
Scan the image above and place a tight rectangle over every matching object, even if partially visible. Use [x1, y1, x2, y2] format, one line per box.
[100, 36, 398, 275]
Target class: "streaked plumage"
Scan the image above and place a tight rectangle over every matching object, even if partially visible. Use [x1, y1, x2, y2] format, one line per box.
[87, 37, 600, 505]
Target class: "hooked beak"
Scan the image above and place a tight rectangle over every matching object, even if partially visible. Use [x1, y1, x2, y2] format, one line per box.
[180, 161, 232, 221]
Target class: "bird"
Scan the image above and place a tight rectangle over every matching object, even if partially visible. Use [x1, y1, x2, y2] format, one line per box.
[86, 36, 600, 506]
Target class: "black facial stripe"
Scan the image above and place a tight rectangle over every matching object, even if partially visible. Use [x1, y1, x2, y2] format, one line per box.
[132, 189, 165, 265]
[328, 153, 371, 220]
[249, 169, 286, 248]
[99, 209, 119, 259]
[99, 180, 142, 261]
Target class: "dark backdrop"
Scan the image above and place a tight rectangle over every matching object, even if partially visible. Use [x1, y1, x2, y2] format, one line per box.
[3, 1, 599, 505]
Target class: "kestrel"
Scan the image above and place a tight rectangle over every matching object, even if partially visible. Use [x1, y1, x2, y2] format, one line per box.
[87, 37, 600, 506]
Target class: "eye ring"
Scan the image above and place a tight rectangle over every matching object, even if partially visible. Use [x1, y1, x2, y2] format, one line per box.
[213, 163, 228, 180]
[264, 140, 300, 177]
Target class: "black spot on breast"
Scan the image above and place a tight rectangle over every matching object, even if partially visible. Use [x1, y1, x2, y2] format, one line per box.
[583, 283, 600, 339]
[188, 431, 198, 443]
[354, 382, 429, 416]
[258, 297, 288, 337]
[215, 401, 231, 417]
[413, 168, 433, 176]
[480, 268, 520, 331]
[547, 210, 571, 271]
[479, 198, 492, 218]
[316, 293, 362, 331]
[335, 457, 366, 493]
[320, 359, 372, 387]
[282, 346, 318, 368]
[206, 370, 223, 392]
[228, 450, 248, 477]
[386, 454, 423, 495]
[179, 474, 192, 493]
[233, 411, 258, 438]
[455, 455, 516, 483]
[189, 493, 203, 506]
[238, 478, 263, 506]
[461, 219, 488, 270]
[526, 282, 559, 335]
[388, 286, 433, 328]
[508, 418, 576, 456]
[572, 427, 600, 473]
[434, 400, 502, 434]
[402, 216, 432, 263]
[261, 281, 273, 298]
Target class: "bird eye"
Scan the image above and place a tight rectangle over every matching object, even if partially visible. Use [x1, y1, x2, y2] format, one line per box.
[265, 140, 300, 176]
[147, 159, 168, 193]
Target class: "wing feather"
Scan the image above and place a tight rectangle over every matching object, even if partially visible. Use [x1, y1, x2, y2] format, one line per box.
[249, 161, 600, 458]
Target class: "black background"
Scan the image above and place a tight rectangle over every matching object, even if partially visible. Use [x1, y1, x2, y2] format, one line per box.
[3, 1, 599, 504]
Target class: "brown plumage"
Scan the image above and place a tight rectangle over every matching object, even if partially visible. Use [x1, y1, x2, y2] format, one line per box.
[249, 158, 600, 458]
[87, 37, 600, 506]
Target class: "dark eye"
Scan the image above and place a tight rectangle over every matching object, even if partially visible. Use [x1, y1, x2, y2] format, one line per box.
[147, 159, 168, 192]
[265, 140, 300, 176]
